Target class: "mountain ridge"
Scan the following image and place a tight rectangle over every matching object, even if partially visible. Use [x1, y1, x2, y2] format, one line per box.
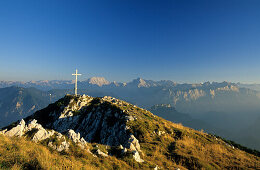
[0, 86, 51, 128]
[0, 78, 239, 90]
[1, 94, 259, 169]
[1, 81, 260, 151]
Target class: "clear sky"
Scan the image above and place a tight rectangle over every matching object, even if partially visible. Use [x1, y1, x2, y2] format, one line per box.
[0, 0, 260, 83]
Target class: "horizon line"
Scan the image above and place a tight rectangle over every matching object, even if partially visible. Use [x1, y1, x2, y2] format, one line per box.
[0, 77, 257, 85]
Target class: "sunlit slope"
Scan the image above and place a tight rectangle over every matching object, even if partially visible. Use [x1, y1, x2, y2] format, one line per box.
[1, 94, 259, 169]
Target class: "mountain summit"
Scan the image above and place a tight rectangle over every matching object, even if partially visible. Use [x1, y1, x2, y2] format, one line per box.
[87, 77, 110, 87]
[1, 94, 259, 169]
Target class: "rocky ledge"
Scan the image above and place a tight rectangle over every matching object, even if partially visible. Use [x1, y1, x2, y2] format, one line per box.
[0, 119, 87, 152]
[1, 94, 144, 162]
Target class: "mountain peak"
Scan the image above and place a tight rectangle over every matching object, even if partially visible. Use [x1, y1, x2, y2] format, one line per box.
[137, 78, 147, 87]
[129, 78, 150, 87]
[87, 77, 110, 86]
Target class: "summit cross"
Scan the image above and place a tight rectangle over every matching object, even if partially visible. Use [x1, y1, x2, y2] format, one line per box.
[72, 69, 82, 96]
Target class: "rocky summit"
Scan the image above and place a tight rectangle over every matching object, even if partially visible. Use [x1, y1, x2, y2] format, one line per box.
[1, 94, 259, 169]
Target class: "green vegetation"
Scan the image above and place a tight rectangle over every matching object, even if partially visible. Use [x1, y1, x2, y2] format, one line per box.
[1, 95, 259, 169]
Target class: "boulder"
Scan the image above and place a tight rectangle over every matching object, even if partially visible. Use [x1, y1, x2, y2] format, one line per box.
[132, 150, 144, 163]
[3, 119, 26, 137]
[66, 129, 87, 148]
[96, 149, 108, 157]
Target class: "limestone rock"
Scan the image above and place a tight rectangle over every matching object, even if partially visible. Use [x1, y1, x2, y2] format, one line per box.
[126, 135, 141, 152]
[32, 129, 55, 142]
[0, 119, 55, 141]
[48, 140, 70, 152]
[132, 150, 144, 163]
[3, 95, 145, 162]
[123, 148, 127, 153]
[126, 115, 134, 121]
[2, 119, 26, 137]
[26, 119, 55, 142]
[95, 149, 108, 157]
[1, 119, 71, 152]
[66, 129, 87, 148]
[119, 144, 127, 154]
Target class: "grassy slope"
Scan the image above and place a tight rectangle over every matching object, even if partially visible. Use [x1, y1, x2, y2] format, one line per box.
[1, 95, 260, 169]
[0, 134, 92, 169]
[0, 135, 133, 170]
[113, 98, 260, 169]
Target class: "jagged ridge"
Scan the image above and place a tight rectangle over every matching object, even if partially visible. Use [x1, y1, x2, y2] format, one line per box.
[1, 94, 260, 169]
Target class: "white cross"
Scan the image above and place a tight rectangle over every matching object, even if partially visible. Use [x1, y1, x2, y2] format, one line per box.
[72, 69, 82, 96]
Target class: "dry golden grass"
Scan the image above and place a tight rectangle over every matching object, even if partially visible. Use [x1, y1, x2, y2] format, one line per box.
[126, 109, 260, 169]
[0, 134, 96, 169]
[0, 134, 143, 170]
[174, 134, 260, 169]
[1, 96, 259, 170]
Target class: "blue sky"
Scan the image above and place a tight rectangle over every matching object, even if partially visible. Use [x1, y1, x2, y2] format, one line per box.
[0, 0, 260, 83]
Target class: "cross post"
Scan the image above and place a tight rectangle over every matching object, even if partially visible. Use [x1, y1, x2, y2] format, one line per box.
[72, 69, 82, 96]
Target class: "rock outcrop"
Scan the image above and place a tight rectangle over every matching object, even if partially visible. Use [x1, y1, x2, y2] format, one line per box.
[95, 149, 108, 157]
[0, 119, 55, 142]
[1, 119, 26, 137]
[66, 129, 87, 149]
[27, 95, 144, 162]
[1, 94, 144, 162]
[132, 150, 144, 163]
[0, 119, 87, 152]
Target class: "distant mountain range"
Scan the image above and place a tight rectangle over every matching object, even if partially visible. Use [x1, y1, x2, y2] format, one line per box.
[1, 77, 260, 150]
[0, 77, 244, 90]
[2, 77, 260, 113]
[0, 86, 51, 128]
[237, 82, 260, 91]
